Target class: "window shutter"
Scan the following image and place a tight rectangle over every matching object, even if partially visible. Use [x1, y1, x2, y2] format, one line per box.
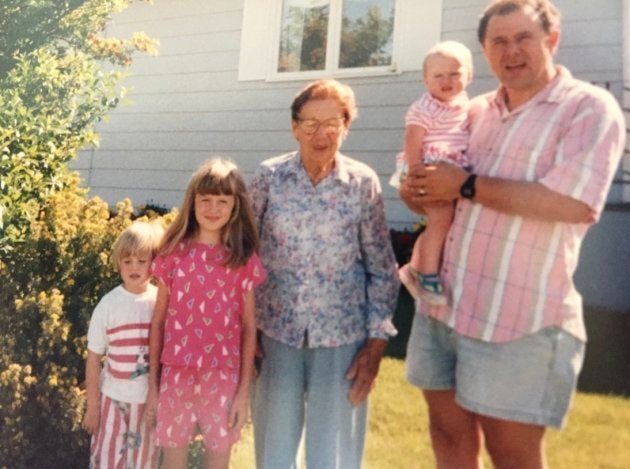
[395, 0, 442, 72]
[238, 0, 273, 81]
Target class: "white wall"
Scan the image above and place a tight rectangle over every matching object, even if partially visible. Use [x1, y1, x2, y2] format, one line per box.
[76, 0, 626, 223]
[73, 0, 630, 311]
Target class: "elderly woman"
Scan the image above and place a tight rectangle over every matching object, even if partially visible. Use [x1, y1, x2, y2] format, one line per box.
[249, 79, 399, 469]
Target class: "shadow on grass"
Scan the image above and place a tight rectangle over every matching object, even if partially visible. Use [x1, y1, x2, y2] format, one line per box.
[579, 307, 630, 396]
[385, 290, 630, 396]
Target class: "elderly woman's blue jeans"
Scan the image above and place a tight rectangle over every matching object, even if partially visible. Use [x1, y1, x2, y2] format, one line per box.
[252, 334, 367, 469]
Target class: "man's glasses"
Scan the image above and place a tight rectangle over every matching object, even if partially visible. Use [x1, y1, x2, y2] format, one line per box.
[297, 117, 345, 135]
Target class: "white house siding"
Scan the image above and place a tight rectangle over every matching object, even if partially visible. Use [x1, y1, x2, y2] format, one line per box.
[76, 0, 626, 223]
[75, 0, 441, 227]
[624, 0, 630, 201]
[75, 0, 629, 309]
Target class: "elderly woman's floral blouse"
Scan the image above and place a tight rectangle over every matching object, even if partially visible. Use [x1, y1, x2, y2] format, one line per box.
[249, 151, 399, 348]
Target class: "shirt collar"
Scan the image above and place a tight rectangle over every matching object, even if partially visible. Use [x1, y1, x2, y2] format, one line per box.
[424, 91, 469, 110]
[288, 151, 351, 185]
[493, 65, 572, 113]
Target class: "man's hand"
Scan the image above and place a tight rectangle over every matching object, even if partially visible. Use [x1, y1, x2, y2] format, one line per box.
[419, 163, 469, 204]
[400, 164, 464, 213]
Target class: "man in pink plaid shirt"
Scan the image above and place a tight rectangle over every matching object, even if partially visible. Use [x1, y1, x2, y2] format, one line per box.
[401, 0, 625, 467]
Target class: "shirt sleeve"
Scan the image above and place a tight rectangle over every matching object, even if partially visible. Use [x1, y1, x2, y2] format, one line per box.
[151, 253, 174, 288]
[539, 89, 625, 218]
[405, 96, 434, 130]
[242, 253, 267, 291]
[358, 175, 400, 339]
[248, 165, 270, 231]
[86, 296, 109, 354]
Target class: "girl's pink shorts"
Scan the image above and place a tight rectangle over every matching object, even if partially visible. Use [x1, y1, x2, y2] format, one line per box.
[156, 365, 240, 452]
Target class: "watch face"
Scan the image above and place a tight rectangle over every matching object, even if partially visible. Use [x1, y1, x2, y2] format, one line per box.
[460, 174, 476, 199]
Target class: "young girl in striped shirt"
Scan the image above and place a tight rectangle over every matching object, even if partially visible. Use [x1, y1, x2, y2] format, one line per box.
[391, 41, 474, 305]
[83, 221, 164, 468]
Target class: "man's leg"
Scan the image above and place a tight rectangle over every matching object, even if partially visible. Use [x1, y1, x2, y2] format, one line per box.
[407, 314, 483, 468]
[423, 389, 484, 469]
[454, 328, 584, 469]
[478, 416, 546, 469]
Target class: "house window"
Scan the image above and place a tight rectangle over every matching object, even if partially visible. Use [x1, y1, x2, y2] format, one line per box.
[276, 0, 395, 74]
[239, 0, 443, 81]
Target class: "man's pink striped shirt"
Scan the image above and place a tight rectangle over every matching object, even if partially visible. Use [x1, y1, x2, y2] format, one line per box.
[422, 67, 625, 343]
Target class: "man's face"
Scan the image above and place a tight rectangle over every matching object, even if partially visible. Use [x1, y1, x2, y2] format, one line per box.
[482, 6, 559, 104]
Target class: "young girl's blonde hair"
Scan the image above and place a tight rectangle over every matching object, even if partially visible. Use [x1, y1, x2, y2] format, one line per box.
[159, 158, 259, 268]
[111, 221, 164, 271]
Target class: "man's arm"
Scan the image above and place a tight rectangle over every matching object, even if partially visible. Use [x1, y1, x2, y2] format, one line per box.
[472, 173, 595, 223]
[406, 163, 595, 224]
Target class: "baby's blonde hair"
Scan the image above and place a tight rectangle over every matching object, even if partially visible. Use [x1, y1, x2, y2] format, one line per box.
[111, 221, 164, 271]
[423, 40, 474, 82]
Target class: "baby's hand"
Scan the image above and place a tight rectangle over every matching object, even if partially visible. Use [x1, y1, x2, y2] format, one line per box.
[82, 405, 100, 434]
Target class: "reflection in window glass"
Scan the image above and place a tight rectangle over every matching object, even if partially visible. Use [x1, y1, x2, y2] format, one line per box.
[340, 0, 395, 68]
[278, 0, 330, 72]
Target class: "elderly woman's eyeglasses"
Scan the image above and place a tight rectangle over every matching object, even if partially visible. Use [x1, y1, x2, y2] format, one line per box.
[297, 117, 345, 134]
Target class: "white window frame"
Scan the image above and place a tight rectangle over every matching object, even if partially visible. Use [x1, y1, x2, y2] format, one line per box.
[238, 0, 442, 82]
[269, 0, 399, 80]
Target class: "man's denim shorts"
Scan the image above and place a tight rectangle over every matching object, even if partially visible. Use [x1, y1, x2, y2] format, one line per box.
[406, 313, 585, 428]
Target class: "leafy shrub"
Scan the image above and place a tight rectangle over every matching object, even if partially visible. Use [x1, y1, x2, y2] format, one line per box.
[0, 0, 156, 255]
[0, 183, 170, 468]
[1, 3, 157, 464]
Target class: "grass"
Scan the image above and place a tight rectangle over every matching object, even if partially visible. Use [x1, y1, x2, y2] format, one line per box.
[225, 358, 630, 468]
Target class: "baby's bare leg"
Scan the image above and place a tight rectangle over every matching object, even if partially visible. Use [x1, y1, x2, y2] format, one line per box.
[411, 202, 455, 275]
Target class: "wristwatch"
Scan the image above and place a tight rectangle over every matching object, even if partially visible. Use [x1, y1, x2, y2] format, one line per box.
[459, 173, 477, 199]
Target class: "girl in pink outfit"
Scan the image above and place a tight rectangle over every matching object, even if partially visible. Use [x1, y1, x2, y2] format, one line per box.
[146, 158, 265, 469]
[391, 41, 473, 306]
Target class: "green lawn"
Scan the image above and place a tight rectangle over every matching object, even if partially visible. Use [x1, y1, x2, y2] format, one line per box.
[227, 358, 630, 468]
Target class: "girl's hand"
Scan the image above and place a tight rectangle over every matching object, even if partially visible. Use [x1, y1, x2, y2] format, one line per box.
[82, 405, 100, 434]
[145, 388, 158, 429]
[228, 390, 249, 432]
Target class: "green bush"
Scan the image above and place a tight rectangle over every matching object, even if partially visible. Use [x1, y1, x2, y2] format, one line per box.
[0, 185, 172, 467]
[0, 0, 156, 254]
[0, 2, 158, 466]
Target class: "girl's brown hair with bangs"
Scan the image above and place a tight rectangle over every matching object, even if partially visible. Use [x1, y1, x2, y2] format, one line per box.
[158, 158, 259, 268]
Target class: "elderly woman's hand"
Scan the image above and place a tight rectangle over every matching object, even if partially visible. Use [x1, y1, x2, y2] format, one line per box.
[345, 339, 387, 406]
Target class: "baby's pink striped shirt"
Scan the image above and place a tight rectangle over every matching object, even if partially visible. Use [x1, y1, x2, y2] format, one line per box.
[405, 91, 470, 167]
